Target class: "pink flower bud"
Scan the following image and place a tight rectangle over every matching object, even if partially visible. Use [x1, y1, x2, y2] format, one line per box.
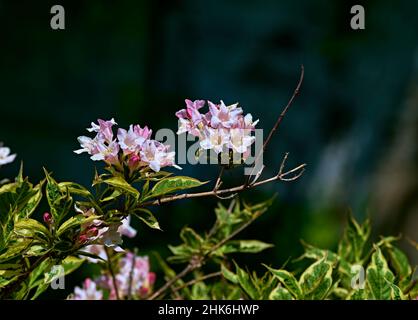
[138, 287, 149, 297]
[128, 153, 140, 169]
[148, 272, 156, 285]
[43, 212, 53, 224]
[78, 234, 89, 244]
[86, 227, 99, 237]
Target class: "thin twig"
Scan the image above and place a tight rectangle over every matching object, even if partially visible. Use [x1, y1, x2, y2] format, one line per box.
[105, 246, 120, 300]
[171, 272, 222, 294]
[140, 163, 306, 207]
[127, 250, 137, 300]
[213, 166, 225, 192]
[246, 65, 304, 183]
[148, 263, 195, 300]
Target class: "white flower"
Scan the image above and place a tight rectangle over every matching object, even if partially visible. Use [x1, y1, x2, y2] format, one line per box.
[119, 215, 137, 238]
[140, 140, 180, 172]
[199, 128, 230, 154]
[74, 136, 98, 155]
[0, 145, 16, 166]
[80, 244, 108, 263]
[71, 278, 103, 300]
[97, 222, 123, 249]
[228, 128, 255, 154]
[94, 215, 137, 251]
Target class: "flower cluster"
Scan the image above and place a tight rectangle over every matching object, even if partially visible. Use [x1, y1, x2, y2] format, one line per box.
[75, 205, 137, 252]
[74, 119, 179, 172]
[175, 100, 258, 161]
[69, 252, 155, 300]
[0, 143, 16, 166]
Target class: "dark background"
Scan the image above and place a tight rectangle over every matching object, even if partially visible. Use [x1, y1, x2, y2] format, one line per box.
[0, 0, 417, 297]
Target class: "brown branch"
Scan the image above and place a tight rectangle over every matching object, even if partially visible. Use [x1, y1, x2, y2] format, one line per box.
[140, 162, 306, 207]
[148, 258, 200, 300]
[171, 272, 222, 294]
[213, 166, 225, 192]
[105, 246, 120, 300]
[246, 65, 304, 183]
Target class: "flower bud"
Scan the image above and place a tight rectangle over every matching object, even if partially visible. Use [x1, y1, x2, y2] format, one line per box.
[78, 234, 89, 244]
[43, 212, 53, 225]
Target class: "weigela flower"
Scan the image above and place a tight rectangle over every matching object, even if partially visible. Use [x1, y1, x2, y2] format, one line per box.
[176, 99, 206, 135]
[80, 244, 108, 263]
[140, 140, 180, 172]
[70, 278, 103, 300]
[101, 253, 156, 299]
[175, 100, 258, 160]
[72, 252, 156, 300]
[199, 127, 230, 154]
[117, 125, 151, 155]
[75, 119, 179, 172]
[207, 100, 242, 129]
[0, 144, 16, 166]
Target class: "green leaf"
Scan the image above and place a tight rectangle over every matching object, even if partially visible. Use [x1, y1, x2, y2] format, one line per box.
[366, 246, 395, 300]
[263, 265, 303, 299]
[338, 214, 370, 263]
[384, 245, 412, 281]
[219, 240, 273, 254]
[269, 285, 294, 300]
[167, 244, 193, 263]
[144, 176, 207, 200]
[132, 208, 161, 230]
[347, 288, 367, 300]
[14, 219, 51, 241]
[234, 261, 259, 299]
[20, 181, 44, 218]
[32, 256, 84, 299]
[100, 189, 122, 202]
[0, 240, 31, 263]
[180, 227, 203, 249]
[385, 280, 405, 300]
[99, 176, 140, 200]
[297, 240, 339, 264]
[59, 182, 92, 198]
[56, 214, 101, 237]
[299, 257, 333, 299]
[44, 170, 73, 224]
[221, 264, 238, 284]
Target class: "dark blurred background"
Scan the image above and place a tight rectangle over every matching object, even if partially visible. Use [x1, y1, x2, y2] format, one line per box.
[0, 0, 417, 297]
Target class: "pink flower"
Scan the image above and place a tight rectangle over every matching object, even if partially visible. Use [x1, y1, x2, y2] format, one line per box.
[208, 100, 242, 129]
[70, 278, 103, 300]
[87, 118, 117, 142]
[176, 99, 206, 136]
[117, 125, 152, 155]
[115, 253, 155, 298]
[140, 140, 180, 172]
[0, 144, 16, 166]
[175, 99, 258, 160]
[75, 119, 180, 173]
[90, 139, 120, 164]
